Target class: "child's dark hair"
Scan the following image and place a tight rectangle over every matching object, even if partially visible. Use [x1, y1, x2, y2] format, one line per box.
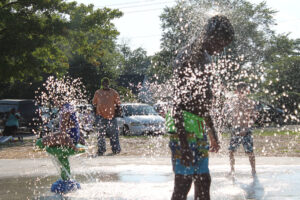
[236, 82, 248, 93]
[204, 15, 234, 43]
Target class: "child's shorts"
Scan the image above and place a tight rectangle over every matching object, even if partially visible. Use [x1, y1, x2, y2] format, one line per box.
[228, 128, 253, 153]
[172, 156, 209, 175]
[169, 140, 209, 175]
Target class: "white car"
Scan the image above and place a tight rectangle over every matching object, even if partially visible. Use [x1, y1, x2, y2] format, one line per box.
[117, 103, 165, 136]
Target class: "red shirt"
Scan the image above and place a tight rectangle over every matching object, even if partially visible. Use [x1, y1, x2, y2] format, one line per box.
[92, 88, 121, 119]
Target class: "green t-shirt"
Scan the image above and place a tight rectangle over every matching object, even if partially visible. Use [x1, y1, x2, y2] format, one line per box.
[165, 110, 205, 140]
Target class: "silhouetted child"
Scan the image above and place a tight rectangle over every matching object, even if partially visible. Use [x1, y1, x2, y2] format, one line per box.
[167, 15, 234, 200]
[226, 83, 257, 177]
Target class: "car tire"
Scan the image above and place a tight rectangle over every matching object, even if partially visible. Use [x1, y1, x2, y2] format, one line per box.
[123, 125, 130, 136]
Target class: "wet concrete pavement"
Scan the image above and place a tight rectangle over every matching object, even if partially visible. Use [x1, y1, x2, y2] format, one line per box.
[0, 156, 300, 199]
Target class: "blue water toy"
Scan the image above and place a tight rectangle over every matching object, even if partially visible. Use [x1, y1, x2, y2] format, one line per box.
[36, 138, 86, 194]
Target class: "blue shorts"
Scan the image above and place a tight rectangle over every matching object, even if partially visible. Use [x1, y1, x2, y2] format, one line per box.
[169, 139, 209, 175]
[228, 128, 253, 153]
[172, 157, 209, 175]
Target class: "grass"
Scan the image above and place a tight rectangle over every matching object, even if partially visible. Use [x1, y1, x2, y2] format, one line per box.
[253, 130, 300, 136]
[0, 139, 32, 149]
[122, 134, 168, 139]
[122, 135, 148, 139]
[220, 129, 300, 137]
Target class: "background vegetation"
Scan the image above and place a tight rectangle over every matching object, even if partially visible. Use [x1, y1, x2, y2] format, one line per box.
[1, 0, 299, 116]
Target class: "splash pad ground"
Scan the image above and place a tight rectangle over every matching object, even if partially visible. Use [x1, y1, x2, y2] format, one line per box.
[0, 127, 300, 199]
[0, 156, 300, 199]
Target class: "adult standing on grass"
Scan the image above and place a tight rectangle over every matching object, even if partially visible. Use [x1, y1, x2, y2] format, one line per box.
[167, 15, 234, 200]
[92, 77, 121, 156]
[227, 83, 258, 177]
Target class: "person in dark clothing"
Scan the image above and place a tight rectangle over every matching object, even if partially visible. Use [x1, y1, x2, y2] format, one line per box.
[167, 15, 234, 200]
[92, 77, 122, 156]
[226, 83, 257, 177]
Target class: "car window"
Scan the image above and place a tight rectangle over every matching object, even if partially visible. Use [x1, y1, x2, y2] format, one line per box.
[0, 104, 18, 113]
[40, 107, 58, 115]
[123, 105, 158, 116]
[19, 103, 37, 117]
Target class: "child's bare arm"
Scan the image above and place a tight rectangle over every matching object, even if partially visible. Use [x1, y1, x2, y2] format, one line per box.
[205, 115, 220, 152]
[174, 106, 193, 166]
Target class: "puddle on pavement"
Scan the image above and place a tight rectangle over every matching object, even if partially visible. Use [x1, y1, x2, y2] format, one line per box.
[0, 171, 172, 200]
[1, 165, 300, 200]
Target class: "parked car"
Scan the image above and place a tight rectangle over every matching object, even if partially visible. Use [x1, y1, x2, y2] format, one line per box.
[0, 99, 39, 133]
[255, 102, 285, 126]
[116, 103, 165, 136]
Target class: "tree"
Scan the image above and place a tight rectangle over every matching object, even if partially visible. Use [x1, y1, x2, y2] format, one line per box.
[118, 44, 151, 76]
[0, 1, 123, 99]
[147, 49, 173, 83]
[261, 35, 300, 115]
[67, 3, 123, 96]
[156, 0, 277, 83]
[0, 0, 73, 82]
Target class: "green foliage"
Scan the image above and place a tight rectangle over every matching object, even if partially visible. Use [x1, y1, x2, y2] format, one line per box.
[157, 0, 277, 82]
[147, 49, 173, 82]
[261, 35, 300, 114]
[67, 4, 123, 97]
[0, 0, 72, 82]
[66, 4, 122, 65]
[116, 86, 137, 102]
[118, 44, 151, 76]
[0, 1, 123, 99]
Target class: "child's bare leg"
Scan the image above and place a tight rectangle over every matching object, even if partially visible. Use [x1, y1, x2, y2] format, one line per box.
[229, 151, 235, 174]
[194, 173, 211, 200]
[247, 152, 256, 175]
[171, 174, 193, 200]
